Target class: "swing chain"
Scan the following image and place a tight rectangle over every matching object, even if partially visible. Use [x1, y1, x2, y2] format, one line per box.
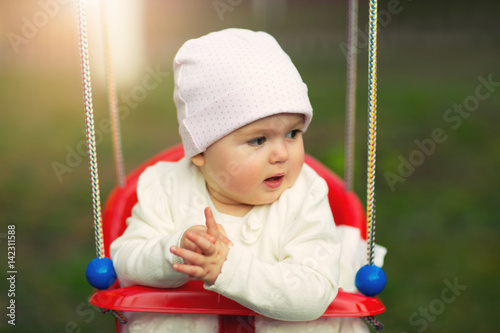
[101, 308, 128, 324]
[345, 0, 380, 267]
[78, 0, 105, 259]
[366, 0, 378, 267]
[363, 315, 384, 332]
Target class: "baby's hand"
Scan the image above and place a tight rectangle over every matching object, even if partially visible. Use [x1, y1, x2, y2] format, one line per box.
[171, 208, 232, 285]
[180, 210, 232, 254]
[180, 225, 207, 254]
[204, 207, 232, 247]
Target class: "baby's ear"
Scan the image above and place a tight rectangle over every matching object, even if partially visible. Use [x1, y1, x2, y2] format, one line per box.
[191, 153, 205, 167]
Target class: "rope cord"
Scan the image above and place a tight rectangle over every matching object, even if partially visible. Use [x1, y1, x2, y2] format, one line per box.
[101, 309, 128, 324]
[363, 316, 384, 331]
[344, 0, 359, 192]
[101, 0, 126, 187]
[366, 0, 378, 266]
[78, 0, 105, 259]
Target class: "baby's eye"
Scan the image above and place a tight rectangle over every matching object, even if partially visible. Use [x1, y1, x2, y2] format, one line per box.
[286, 129, 301, 139]
[248, 137, 266, 146]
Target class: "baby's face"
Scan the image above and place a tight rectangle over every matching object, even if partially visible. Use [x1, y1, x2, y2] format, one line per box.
[193, 113, 305, 216]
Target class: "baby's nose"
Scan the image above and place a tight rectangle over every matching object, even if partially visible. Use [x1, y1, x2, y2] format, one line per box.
[270, 141, 288, 163]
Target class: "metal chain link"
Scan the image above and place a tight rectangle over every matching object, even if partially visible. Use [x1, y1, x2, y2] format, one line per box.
[78, 0, 105, 259]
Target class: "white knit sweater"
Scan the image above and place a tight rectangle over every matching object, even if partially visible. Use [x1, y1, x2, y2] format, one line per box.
[110, 158, 385, 332]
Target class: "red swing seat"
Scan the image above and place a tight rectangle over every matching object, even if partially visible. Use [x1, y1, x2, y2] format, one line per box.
[89, 144, 385, 332]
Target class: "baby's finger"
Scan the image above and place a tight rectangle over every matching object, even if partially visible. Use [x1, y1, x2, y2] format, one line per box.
[202, 233, 217, 244]
[216, 224, 233, 246]
[185, 231, 216, 256]
[218, 233, 232, 246]
[170, 245, 205, 265]
[183, 239, 203, 253]
[172, 263, 205, 278]
[205, 207, 220, 239]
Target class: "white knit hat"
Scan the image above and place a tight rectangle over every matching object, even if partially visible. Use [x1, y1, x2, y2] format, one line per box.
[173, 28, 313, 158]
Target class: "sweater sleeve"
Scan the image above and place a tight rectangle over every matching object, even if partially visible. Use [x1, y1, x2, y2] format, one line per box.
[110, 163, 191, 288]
[205, 177, 340, 321]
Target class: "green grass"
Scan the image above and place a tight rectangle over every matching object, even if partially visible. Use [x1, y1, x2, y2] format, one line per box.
[1, 1, 500, 332]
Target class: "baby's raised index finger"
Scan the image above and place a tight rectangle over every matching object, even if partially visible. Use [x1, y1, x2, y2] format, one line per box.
[204, 207, 220, 238]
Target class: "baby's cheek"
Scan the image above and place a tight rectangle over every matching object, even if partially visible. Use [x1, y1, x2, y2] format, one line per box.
[231, 171, 258, 193]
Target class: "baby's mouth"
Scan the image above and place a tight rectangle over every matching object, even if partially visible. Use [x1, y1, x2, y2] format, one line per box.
[265, 175, 283, 182]
[263, 174, 285, 189]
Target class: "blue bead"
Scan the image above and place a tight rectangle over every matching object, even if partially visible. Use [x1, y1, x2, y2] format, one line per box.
[85, 257, 117, 290]
[355, 264, 387, 297]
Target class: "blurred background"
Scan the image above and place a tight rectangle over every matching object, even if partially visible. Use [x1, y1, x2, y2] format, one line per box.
[1, 0, 499, 332]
